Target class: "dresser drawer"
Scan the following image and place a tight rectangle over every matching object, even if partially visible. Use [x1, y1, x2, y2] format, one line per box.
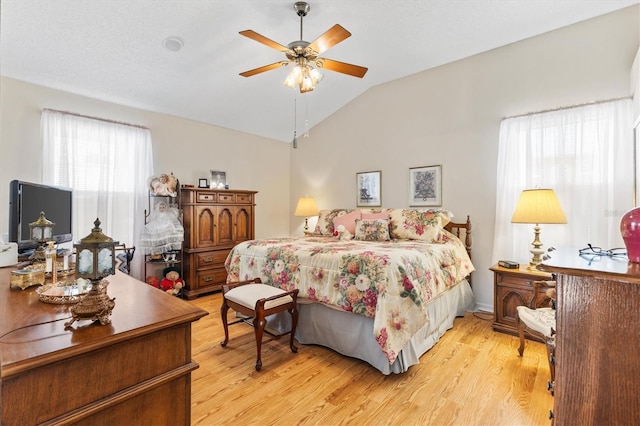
[197, 192, 216, 203]
[236, 193, 253, 204]
[218, 193, 235, 203]
[196, 267, 227, 287]
[196, 250, 230, 269]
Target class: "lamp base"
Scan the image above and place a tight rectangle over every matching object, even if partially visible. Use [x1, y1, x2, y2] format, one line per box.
[29, 245, 47, 262]
[527, 224, 544, 270]
[64, 279, 115, 329]
[527, 247, 546, 270]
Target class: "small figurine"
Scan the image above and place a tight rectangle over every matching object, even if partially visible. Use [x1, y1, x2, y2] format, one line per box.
[158, 266, 184, 296]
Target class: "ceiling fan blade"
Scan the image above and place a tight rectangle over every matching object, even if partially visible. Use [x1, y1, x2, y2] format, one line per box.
[240, 61, 289, 77]
[316, 58, 368, 78]
[307, 24, 351, 55]
[239, 30, 289, 52]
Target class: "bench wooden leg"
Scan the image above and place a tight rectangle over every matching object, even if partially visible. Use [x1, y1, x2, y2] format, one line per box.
[516, 310, 525, 357]
[289, 302, 299, 353]
[220, 298, 230, 347]
[253, 314, 266, 371]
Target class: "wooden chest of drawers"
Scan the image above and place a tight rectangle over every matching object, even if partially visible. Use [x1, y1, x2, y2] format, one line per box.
[181, 188, 257, 299]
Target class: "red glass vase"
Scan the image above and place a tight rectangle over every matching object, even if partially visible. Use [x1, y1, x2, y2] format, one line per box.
[620, 207, 640, 263]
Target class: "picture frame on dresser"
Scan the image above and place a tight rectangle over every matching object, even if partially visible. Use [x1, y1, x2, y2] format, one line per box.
[356, 170, 381, 207]
[409, 165, 442, 207]
[198, 178, 208, 188]
[210, 170, 226, 189]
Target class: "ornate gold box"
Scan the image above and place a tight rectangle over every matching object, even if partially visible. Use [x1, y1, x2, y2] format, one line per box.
[10, 269, 45, 290]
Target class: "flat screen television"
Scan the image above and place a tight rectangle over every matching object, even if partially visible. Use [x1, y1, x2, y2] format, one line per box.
[8, 180, 73, 253]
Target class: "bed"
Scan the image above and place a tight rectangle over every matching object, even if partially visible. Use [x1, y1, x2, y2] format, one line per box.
[224, 208, 475, 374]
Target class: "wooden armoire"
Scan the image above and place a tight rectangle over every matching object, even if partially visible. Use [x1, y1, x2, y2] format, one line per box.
[180, 188, 257, 299]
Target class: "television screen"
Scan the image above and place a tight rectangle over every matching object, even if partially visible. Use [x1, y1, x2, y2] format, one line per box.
[8, 180, 73, 252]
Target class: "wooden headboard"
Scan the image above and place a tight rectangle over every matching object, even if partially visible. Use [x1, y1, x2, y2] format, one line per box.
[444, 215, 472, 285]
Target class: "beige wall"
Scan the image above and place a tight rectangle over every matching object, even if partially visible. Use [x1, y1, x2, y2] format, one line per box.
[0, 78, 292, 247]
[290, 6, 640, 311]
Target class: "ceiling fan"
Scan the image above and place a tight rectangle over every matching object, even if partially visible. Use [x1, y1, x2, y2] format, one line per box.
[239, 1, 368, 93]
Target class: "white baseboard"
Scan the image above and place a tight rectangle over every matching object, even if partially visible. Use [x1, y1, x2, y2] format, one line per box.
[473, 302, 493, 314]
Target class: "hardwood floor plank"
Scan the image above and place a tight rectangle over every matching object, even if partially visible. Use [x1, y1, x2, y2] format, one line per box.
[189, 293, 553, 425]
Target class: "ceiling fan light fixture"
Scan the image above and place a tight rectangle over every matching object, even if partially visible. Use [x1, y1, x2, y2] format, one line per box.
[309, 67, 323, 83]
[283, 59, 322, 93]
[300, 75, 314, 93]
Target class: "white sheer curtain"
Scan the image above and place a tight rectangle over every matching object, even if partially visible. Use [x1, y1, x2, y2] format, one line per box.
[492, 99, 634, 264]
[41, 109, 154, 280]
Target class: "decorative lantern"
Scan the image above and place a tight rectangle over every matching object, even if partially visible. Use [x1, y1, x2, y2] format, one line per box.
[65, 218, 117, 329]
[28, 211, 55, 262]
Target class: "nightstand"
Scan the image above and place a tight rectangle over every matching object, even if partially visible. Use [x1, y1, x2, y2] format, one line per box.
[490, 263, 553, 341]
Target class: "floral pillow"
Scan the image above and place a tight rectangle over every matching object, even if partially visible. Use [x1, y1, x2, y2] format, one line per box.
[332, 210, 362, 235]
[388, 209, 450, 242]
[362, 211, 390, 220]
[314, 209, 356, 235]
[354, 219, 391, 241]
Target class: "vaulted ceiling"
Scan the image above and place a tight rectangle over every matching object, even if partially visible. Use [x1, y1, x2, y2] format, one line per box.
[1, 0, 638, 142]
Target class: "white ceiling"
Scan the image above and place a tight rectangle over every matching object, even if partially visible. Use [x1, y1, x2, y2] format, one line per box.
[1, 0, 638, 142]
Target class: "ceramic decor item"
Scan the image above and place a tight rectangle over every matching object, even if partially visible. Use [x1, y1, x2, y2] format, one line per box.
[620, 207, 640, 263]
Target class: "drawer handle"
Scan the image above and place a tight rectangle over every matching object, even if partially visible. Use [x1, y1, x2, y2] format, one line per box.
[202, 276, 214, 282]
[202, 257, 214, 263]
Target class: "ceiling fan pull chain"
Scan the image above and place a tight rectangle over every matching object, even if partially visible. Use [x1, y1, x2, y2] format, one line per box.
[292, 97, 298, 148]
[304, 101, 310, 138]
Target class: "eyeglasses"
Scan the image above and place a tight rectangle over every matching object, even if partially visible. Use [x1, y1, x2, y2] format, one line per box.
[578, 244, 627, 257]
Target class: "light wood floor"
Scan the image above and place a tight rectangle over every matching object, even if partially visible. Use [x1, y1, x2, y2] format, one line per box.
[189, 292, 553, 425]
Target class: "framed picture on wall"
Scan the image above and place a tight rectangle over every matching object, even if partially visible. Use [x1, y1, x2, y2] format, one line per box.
[356, 171, 381, 207]
[409, 165, 442, 206]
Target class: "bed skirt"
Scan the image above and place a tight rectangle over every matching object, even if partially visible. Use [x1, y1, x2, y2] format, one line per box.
[266, 279, 475, 375]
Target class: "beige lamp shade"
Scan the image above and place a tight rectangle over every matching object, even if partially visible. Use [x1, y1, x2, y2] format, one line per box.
[511, 189, 567, 224]
[511, 188, 567, 270]
[294, 197, 319, 217]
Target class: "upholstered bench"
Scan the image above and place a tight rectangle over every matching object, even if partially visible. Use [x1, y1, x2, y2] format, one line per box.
[220, 278, 299, 371]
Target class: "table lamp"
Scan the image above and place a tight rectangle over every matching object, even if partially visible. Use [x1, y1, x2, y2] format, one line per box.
[65, 218, 117, 328]
[28, 211, 55, 262]
[294, 197, 319, 233]
[511, 188, 567, 269]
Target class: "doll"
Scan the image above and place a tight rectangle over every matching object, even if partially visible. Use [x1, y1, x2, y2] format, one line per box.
[148, 173, 178, 197]
[139, 201, 184, 255]
[159, 266, 184, 296]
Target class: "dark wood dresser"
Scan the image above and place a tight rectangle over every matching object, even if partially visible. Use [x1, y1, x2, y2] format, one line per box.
[538, 249, 640, 424]
[180, 188, 257, 299]
[0, 268, 208, 425]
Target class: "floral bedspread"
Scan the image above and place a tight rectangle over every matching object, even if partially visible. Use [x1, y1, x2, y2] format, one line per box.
[225, 231, 475, 364]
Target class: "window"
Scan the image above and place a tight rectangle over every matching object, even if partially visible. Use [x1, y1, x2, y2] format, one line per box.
[492, 99, 634, 263]
[41, 109, 154, 279]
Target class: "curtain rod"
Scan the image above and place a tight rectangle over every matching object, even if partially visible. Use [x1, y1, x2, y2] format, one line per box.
[502, 95, 632, 120]
[43, 108, 149, 130]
